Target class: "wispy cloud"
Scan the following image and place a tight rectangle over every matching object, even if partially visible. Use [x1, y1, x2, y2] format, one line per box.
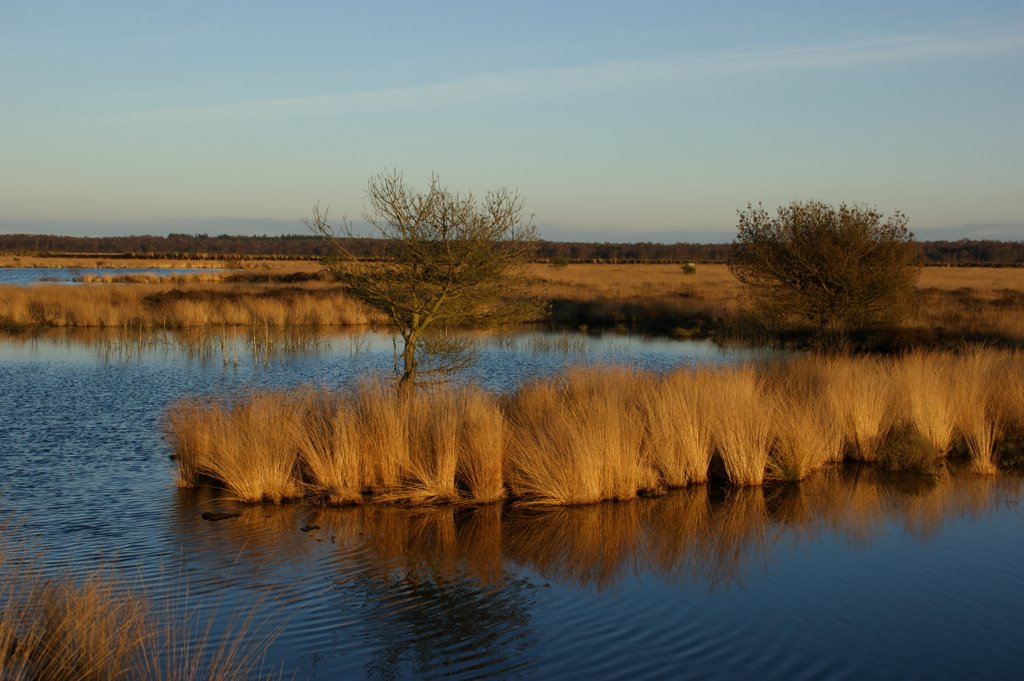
[121, 25, 1024, 123]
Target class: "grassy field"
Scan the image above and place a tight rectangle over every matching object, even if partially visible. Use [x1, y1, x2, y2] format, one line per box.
[165, 350, 1024, 507]
[3, 256, 1023, 345]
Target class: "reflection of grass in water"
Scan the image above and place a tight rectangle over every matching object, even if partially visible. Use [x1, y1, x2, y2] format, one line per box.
[505, 504, 646, 590]
[90, 326, 327, 366]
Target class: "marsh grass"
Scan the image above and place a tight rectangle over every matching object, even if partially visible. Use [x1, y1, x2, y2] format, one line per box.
[826, 357, 894, 461]
[292, 390, 363, 504]
[896, 352, 958, 455]
[638, 369, 715, 486]
[166, 351, 1024, 506]
[706, 367, 774, 486]
[0, 531, 277, 681]
[352, 379, 410, 492]
[769, 395, 842, 481]
[955, 350, 1003, 474]
[456, 389, 506, 503]
[504, 367, 653, 505]
[0, 282, 375, 332]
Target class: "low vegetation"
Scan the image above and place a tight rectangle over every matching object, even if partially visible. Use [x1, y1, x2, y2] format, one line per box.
[0, 280, 375, 332]
[165, 349, 1024, 506]
[0, 533, 276, 680]
[1, 259, 1022, 348]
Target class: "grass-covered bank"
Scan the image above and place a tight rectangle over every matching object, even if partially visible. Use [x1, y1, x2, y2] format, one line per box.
[2, 263, 1023, 348]
[165, 350, 1024, 506]
[0, 281, 376, 333]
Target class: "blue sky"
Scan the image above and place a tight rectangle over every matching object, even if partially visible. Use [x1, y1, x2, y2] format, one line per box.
[1, 1, 1022, 242]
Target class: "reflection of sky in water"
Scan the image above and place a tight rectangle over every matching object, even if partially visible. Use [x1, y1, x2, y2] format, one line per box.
[0, 329, 777, 392]
[0, 266, 220, 284]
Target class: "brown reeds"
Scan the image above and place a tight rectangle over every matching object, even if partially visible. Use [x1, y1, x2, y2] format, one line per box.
[954, 350, 1003, 474]
[826, 356, 895, 461]
[165, 351, 1024, 507]
[504, 367, 652, 505]
[638, 369, 715, 486]
[292, 390, 364, 504]
[0, 532, 277, 681]
[706, 366, 774, 486]
[768, 375, 843, 481]
[896, 352, 958, 455]
[456, 389, 506, 503]
[0, 281, 375, 332]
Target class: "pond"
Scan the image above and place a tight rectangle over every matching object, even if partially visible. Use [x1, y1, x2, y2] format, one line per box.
[0, 266, 222, 285]
[1, 330, 1022, 680]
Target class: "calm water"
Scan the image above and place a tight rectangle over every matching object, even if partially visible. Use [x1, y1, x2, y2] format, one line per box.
[0, 266, 221, 284]
[1, 330, 1022, 680]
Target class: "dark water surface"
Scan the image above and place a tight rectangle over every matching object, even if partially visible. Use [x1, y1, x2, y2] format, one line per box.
[1, 331, 1022, 680]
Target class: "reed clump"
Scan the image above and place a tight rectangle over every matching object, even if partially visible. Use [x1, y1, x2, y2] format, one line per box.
[637, 368, 715, 487]
[766, 359, 844, 481]
[165, 350, 1024, 506]
[0, 535, 276, 680]
[504, 367, 653, 505]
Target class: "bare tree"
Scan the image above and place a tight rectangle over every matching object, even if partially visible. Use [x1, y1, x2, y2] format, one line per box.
[308, 170, 542, 389]
[729, 201, 920, 331]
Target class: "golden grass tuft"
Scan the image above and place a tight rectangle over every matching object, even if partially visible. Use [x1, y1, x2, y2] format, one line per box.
[765, 358, 845, 481]
[456, 388, 506, 503]
[826, 357, 895, 461]
[170, 392, 302, 504]
[0, 531, 277, 681]
[895, 352, 958, 455]
[291, 389, 364, 504]
[954, 350, 1003, 474]
[706, 365, 774, 486]
[399, 389, 462, 504]
[504, 367, 652, 505]
[638, 368, 715, 486]
[351, 379, 410, 492]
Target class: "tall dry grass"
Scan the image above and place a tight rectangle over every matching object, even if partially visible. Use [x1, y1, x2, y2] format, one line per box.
[954, 350, 1003, 474]
[351, 380, 410, 493]
[638, 369, 715, 486]
[767, 359, 844, 481]
[166, 351, 1024, 507]
[706, 366, 774, 486]
[291, 390, 364, 504]
[0, 282, 375, 331]
[167, 392, 302, 503]
[0, 533, 276, 681]
[504, 367, 653, 505]
[167, 383, 509, 506]
[825, 357, 895, 461]
[5, 262, 1023, 343]
[456, 388, 506, 503]
[895, 352, 958, 455]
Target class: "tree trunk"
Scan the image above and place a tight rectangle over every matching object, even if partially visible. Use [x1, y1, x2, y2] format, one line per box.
[399, 330, 418, 391]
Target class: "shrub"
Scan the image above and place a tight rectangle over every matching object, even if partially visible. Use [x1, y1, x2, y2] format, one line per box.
[729, 201, 919, 331]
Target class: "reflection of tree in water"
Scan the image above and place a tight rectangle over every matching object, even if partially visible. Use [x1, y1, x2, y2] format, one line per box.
[311, 504, 541, 681]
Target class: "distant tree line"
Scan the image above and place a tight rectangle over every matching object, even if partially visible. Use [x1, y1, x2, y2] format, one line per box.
[0, 233, 1021, 265]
